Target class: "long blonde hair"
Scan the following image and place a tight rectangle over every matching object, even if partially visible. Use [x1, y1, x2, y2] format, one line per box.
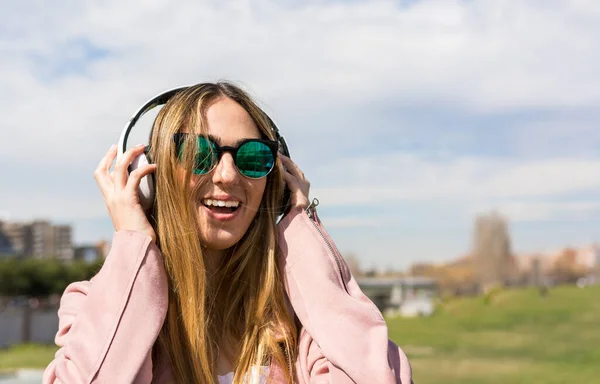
[148, 82, 298, 383]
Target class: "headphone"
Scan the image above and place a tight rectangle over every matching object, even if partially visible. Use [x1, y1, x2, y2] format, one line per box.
[117, 85, 291, 215]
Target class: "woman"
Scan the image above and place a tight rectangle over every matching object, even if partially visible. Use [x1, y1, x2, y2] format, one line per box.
[43, 82, 413, 383]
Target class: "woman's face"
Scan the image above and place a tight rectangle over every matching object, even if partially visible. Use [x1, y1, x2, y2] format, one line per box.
[188, 97, 267, 252]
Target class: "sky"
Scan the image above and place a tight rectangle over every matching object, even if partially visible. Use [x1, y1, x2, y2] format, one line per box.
[1, 0, 600, 269]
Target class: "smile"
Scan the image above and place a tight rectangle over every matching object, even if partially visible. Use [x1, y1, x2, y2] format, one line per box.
[201, 198, 241, 220]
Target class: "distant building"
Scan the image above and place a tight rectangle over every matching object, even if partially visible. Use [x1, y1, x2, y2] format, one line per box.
[0, 219, 73, 261]
[473, 212, 512, 291]
[73, 245, 103, 263]
[0, 221, 27, 256]
[28, 221, 57, 258]
[53, 225, 74, 262]
[358, 277, 438, 317]
[0, 224, 14, 257]
[575, 244, 600, 270]
[518, 244, 600, 275]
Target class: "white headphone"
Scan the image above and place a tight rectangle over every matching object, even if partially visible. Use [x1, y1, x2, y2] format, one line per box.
[116, 85, 291, 213]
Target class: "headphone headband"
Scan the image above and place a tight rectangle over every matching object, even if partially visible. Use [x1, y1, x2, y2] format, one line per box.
[117, 87, 188, 157]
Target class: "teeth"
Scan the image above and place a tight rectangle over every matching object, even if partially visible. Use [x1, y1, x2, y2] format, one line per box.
[202, 199, 240, 208]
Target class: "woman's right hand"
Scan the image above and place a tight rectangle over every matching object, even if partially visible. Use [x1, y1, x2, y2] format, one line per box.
[94, 144, 158, 243]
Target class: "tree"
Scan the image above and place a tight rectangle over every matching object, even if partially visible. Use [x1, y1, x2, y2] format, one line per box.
[550, 248, 588, 284]
[0, 257, 103, 298]
[409, 258, 477, 297]
[0, 257, 103, 343]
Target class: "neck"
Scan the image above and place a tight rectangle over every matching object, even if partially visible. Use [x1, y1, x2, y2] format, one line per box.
[203, 247, 228, 276]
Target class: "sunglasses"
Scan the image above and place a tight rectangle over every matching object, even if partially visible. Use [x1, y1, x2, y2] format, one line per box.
[173, 133, 279, 179]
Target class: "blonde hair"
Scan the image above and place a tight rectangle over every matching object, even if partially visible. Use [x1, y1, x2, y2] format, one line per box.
[148, 82, 298, 383]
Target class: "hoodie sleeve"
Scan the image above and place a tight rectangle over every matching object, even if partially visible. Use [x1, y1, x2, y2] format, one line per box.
[278, 207, 413, 384]
[43, 230, 169, 384]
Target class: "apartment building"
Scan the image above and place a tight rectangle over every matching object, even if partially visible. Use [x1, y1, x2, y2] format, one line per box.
[0, 220, 73, 261]
[0, 220, 27, 255]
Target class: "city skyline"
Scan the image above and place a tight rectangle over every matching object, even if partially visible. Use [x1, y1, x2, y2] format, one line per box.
[2, 212, 599, 275]
[0, 218, 108, 263]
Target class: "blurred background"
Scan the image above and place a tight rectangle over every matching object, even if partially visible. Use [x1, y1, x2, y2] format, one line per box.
[1, 0, 600, 383]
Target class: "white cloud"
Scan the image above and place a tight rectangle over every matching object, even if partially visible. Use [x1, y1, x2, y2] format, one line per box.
[313, 154, 600, 205]
[0, 189, 106, 222]
[2, 0, 600, 166]
[320, 216, 393, 228]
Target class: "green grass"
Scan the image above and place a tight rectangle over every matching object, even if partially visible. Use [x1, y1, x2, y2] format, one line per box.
[387, 285, 600, 384]
[2, 285, 600, 383]
[0, 344, 57, 372]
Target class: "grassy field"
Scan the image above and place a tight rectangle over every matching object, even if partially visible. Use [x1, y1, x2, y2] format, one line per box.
[2, 285, 599, 383]
[0, 344, 57, 372]
[388, 284, 600, 384]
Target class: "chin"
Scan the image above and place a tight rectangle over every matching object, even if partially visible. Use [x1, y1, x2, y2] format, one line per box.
[197, 205, 257, 251]
[201, 230, 244, 251]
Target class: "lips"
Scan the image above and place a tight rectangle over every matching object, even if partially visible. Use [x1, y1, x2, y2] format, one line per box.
[201, 197, 242, 221]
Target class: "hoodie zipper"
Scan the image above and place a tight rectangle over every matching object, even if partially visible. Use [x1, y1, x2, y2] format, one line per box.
[305, 198, 349, 293]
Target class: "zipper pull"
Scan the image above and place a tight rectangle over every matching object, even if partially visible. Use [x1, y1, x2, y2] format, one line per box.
[306, 198, 320, 219]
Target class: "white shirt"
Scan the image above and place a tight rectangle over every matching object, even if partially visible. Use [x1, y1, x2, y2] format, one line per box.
[217, 366, 269, 384]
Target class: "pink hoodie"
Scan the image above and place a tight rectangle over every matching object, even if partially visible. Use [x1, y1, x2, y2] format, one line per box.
[43, 206, 413, 383]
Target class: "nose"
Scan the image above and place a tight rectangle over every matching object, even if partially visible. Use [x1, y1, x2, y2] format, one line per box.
[212, 153, 240, 186]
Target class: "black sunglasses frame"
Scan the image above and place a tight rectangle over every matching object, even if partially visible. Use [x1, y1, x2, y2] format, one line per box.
[173, 133, 280, 179]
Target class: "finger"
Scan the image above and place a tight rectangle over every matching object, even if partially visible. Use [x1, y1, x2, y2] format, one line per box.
[282, 171, 300, 191]
[94, 144, 117, 178]
[95, 173, 113, 201]
[283, 171, 310, 209]
[279, 154, 306, 180]
[125, 163, 157, 194]
[284, 167, 310, 195]
[105, 144, 118, 172]
[113, 144, 146, 191]
[94, 144, 118, 198]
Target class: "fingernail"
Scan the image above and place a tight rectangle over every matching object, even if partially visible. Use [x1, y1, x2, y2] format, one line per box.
[109, 144, 116, 151]
[135, 143, 145, 148]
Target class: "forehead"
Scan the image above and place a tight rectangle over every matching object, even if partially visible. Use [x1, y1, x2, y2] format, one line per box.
[204, 97, 261, 144]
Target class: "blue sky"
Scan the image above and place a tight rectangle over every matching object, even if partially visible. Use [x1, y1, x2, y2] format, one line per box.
[2, 0, 600, 269]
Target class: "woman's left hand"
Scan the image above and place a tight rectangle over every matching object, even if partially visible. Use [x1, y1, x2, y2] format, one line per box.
[279, 154, 310, 210]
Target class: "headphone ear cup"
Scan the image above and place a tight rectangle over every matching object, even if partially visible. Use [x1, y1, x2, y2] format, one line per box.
[129, 152, 155, 212]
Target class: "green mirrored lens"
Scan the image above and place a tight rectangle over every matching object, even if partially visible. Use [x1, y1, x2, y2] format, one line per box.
[236, 141, 275, 178]
[193, 137, 218, 175]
